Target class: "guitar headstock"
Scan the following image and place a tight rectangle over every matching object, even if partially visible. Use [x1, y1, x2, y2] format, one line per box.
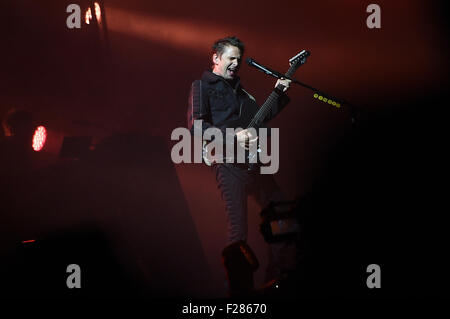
[289, 50, 310, 68]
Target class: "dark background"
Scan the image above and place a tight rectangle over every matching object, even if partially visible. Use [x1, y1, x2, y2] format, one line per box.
[0, 0, 448, 299]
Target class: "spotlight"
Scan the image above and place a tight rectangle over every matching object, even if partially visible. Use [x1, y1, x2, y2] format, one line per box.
[32, 126, 47, 152]
[85, 2, 102, 25]
[85, 7, 92, 24]
[94, 2, 102, 23]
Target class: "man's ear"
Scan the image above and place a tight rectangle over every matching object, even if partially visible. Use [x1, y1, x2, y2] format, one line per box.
[212, 53, 219, 65]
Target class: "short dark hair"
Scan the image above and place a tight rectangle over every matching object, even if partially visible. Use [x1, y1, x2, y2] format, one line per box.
[212, 36, 245, 57]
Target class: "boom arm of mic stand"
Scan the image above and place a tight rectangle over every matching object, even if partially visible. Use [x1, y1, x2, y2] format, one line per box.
[261, 69, 358, 126]
[290, 78, 358, 126]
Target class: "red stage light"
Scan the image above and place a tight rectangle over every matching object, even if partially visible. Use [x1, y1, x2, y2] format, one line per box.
[85, 4, 101, 25]
[32, 125, 47, 151]
[85, 7, 92, 24]
[94, 2, 101, 23]
[22, 239, 36, 244]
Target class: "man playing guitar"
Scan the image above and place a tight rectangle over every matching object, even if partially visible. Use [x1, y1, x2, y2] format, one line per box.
[187, 36, 297, 296]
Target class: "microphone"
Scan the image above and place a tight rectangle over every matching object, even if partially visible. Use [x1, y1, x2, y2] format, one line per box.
[246, 57, 288, 80]
[246, 58, 279, 76]
[246, 50, 309, 79]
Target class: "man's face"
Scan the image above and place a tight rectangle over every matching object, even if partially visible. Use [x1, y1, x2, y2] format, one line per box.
[212, 45, 242, 80]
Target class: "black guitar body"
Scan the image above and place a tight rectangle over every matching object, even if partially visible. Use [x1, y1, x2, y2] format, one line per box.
[228, 98, 262, 132]
[225, 100, 264, 171]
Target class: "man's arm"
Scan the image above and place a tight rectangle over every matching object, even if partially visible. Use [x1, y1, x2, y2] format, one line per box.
[237, 79, 292, 149]
[187, 80, 213, 137]
[187, 80, 237, 147]
[264, 78, 292, 122]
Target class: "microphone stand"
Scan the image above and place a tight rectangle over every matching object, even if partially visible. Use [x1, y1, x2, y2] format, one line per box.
[251, 63, 358, 127]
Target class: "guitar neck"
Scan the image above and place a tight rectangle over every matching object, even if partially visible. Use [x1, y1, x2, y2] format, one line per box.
[246, 64, 298, 130]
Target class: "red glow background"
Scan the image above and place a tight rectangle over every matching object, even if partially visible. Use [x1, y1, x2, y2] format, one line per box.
[0, 0, 448, 298]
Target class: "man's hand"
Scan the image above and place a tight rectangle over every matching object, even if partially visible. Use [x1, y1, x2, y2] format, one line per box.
[275, 78, 292, 92]
[236, 128, 258, 150]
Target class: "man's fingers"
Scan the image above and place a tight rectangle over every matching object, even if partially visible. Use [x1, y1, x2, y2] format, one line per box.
[239, 139, 258, 150]
[241, 137, 258, 144]
[239, 142, 249, 150]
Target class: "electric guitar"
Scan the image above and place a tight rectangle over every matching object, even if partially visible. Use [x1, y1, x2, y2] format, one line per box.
[203, 50, 309, 169]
